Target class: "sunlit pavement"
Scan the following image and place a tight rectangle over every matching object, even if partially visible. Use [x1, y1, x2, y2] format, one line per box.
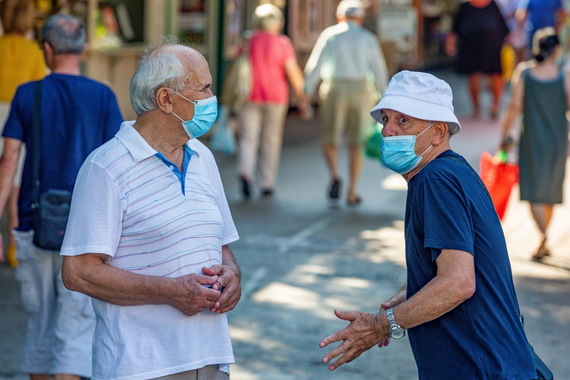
[1, 69, 569, 380]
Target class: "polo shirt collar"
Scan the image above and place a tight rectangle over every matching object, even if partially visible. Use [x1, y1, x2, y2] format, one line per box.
[116, 120, 198, 162]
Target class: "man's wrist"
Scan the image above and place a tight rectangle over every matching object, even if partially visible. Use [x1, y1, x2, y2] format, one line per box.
[386, 307, 406, 339]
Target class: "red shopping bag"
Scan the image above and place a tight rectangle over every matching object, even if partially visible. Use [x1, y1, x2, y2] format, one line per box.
[479, 151, 519, 220]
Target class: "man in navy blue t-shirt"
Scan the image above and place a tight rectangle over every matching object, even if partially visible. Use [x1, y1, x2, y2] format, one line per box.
[0, 14, 122, 380]
[319, 71, 537, 380]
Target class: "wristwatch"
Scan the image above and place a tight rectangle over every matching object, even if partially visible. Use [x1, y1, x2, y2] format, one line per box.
[386, 307, 405, 339]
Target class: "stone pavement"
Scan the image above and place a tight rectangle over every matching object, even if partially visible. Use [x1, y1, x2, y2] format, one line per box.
[1, 69, 569, 379]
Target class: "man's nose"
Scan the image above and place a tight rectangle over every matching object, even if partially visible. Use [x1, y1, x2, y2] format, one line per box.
[381, 121, 397, 137]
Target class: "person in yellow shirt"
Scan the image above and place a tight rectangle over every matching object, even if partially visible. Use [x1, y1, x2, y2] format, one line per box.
[0, 0, 48, 266]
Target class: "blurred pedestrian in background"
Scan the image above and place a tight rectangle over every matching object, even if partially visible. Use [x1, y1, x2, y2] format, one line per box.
[445, 0, 509, 119]
[500, 27, 569, 260]
[319, 71, 536, 380]
[236, 4, 307, 199]
[61, 37, 241, 379]
[0, 0, 47, 266]
[304, 0, 388, 206]
[516, 0, 564, 55]
[0, 13, 122, 379]
[496, 0, 527, 70]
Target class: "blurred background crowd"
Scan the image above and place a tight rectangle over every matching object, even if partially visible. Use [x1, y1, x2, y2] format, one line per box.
[1, 0, 569, 263]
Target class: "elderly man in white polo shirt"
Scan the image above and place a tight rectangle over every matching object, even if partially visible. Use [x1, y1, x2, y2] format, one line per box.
[60, 37, 241, 380]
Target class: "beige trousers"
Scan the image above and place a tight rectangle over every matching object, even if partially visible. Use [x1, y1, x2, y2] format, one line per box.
[237, 101, 288, 189]
[153, 365, 229, 380]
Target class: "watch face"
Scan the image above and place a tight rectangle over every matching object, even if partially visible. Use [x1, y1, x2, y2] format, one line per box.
[390, 327, 405, 339]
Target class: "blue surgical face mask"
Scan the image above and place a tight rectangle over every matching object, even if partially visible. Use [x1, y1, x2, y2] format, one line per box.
[171, 90, 218, 139]
[380, 122, 435, 174]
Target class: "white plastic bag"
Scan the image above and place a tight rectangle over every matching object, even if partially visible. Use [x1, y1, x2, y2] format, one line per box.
[209, 106, 236, 155]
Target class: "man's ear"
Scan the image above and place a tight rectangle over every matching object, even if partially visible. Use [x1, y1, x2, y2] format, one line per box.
[156, 87, 173, 113]
[42, 41, 53, 58]
[432, 122, 448, 145]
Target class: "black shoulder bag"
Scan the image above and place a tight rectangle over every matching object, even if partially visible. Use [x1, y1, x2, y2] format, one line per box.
[31, 80, 72, 250]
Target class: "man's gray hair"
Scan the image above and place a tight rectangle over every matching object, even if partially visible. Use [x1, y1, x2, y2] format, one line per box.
[336, 0, 365, 19]
[130, 36, 189, 115]
[448, 123, 460, 136]
[41, 13, 85, 54]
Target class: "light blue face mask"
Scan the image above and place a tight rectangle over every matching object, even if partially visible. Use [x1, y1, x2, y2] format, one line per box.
[380, 122, 435, 174]
[171, 90, 218, 139]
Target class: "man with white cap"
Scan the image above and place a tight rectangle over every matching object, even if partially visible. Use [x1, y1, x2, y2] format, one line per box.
[304, 0, 388, 206]
[319, 71, 537, 379]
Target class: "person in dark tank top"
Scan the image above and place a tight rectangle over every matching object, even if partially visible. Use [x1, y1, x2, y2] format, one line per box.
[500, 27, 570, 260]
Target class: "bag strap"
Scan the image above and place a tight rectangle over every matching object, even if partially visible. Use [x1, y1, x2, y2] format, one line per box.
[32, 80, 42, 207]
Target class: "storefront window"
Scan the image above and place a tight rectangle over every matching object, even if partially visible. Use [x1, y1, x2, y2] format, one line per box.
[179, 0, 207, 46]
[224, 0, 248, 58]
[378, 0, 420, 66]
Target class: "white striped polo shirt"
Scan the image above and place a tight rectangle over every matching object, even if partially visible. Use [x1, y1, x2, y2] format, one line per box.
[61, 121, 239, 379]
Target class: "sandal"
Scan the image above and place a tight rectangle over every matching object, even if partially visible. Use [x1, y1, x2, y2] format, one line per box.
[329, 179, 341, 200]
[531, 239, 551, 260]
[347, 196, 362, 206]
[240, 176, 251, 199]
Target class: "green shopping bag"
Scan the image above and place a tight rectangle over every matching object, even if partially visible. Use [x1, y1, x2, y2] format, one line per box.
[364, 122, 383, 159]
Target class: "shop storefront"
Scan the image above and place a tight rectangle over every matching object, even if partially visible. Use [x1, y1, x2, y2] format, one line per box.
[286, 0, 457, 75]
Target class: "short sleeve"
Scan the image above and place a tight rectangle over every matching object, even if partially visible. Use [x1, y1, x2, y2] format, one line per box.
[280, 35, 296, 63]
[419, 176, 475, 255]
[60, 160, 123, 257]
[2, 86, 28, 141]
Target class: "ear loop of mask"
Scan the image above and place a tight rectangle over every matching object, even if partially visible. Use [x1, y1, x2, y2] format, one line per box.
[417, 122, 435, 156]
[170, 89, 196, 122]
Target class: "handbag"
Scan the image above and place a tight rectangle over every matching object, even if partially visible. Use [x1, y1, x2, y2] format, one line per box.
[479, 151, 519, 220]
[518, 312, 554, 380]
[31, 81, 72, 250]
[531, 344, 554, 380]
[209, 106, 236, 155]
[220, 41, 252, 116]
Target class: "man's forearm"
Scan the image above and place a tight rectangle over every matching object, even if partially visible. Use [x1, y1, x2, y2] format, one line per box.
[388, 250, 475, 330]
[221, 244, 240, 270]
[62, 253, 177, 306]
[0, 139, 21, 218]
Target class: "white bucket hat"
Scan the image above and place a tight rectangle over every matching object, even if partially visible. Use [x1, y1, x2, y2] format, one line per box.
[370, 71, 461, 135]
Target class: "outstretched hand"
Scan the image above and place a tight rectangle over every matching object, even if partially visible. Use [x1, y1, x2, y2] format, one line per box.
[319, 309, 388, 371]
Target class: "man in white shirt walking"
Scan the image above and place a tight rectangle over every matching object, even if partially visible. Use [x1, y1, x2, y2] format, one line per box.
[305, 0, 388, 206]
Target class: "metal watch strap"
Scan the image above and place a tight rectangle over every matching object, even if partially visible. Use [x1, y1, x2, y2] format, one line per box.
[386, 307, 405, 339]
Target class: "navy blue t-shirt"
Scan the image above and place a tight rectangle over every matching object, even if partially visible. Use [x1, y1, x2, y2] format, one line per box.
[2, 73, 123, 230]
[405, 150, 535, 380]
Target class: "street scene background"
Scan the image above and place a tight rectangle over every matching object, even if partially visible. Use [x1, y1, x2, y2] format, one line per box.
[1, 70, 569, 380]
